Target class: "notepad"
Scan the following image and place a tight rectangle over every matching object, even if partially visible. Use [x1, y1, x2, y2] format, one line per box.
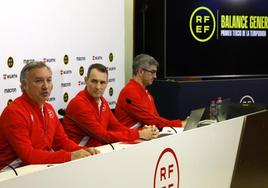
[158, 127, 184, 137]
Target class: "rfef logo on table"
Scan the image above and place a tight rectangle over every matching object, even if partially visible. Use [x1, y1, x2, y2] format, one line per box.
[154, 148, 180, 188]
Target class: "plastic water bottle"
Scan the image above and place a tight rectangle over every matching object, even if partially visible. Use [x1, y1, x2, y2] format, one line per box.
[216, 97, 223, 121]
[209, 100, 217, 120]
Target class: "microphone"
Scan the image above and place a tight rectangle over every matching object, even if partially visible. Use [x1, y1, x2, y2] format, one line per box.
[58, 108, 66, 116]
[125, 98, 178, 133]
[57, 108, 114, 150]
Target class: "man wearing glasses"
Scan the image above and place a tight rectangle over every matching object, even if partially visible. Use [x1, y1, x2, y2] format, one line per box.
[62, 63, 158, 147]
[115, 54, 185, 130]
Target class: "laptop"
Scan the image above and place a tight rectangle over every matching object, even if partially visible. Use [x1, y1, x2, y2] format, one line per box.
[183, 107, 206, 131]
[224, 102, 267, 120]
[158, 107, 205, 137]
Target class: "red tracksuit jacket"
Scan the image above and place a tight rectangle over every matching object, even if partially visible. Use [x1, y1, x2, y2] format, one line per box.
[0, 93, 81, 171]
[62, 88, 139, 147]
[115, 79, 182, 129]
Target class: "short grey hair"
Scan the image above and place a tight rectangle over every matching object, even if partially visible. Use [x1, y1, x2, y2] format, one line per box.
[20, 61, 52, 90]
[132, 54, 159, 75]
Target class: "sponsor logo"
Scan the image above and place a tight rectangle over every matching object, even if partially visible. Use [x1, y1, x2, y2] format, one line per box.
[76, 56, 86, 61]
[108, 66, 116, 71]
[47, 97, 56, 102]
[101, 103, 106, 112]
[78, 81, 86, 86]
[47, 109, 55, 119]
[109, 87, 113, 97]
[63, 92, 69, 103]
[3, 74, 18, 80]
[60, 70, 72, 75]
[63, 54, 69, 65]
[240, 95, 255, 105]
[109, 53, 113, 62]
[7, 57, 14, 68]
[43, 58, 56, 63]
[23, 59, 35, 64]
[154, 148, 180, 188]
[61, 83, 71, 87]
[79, 66, 84, 76]
[7, 99, 13, 105]
[190, 6, 216, 42]
[108, 78, 116, 83]
[4, 88, 17, 93]
[92, 55, 103, 60]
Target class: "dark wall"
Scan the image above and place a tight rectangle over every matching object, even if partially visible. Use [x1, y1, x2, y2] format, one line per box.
[231, 110, 268, 188]
[148, 78, 268, 119]
[134, 0, 165, 79]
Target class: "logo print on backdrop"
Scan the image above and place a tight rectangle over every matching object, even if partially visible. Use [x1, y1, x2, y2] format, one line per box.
[4, 88, 17, 93]
[23, 59, 35, 64]
[108, 67, 116, 71]
[92, 56, 103, 61]
[78, 81, 85, 86]
[7, 99, 13, 106]
[109, 87, 113, 97]
[63, 54, 69, 65]
[7, 57, 14, 68]
[79, 66, 84, 76]
[3, 74, 18, 80]
[63, 92, 69, 103]
[108, 78, 115, 83]
[240, 95, 255, 105]
[189, 6, 216, 42]
[109, 53, 113, 62]
[76, 56, 86, 61]
[43, 58, 56, 63]
[61, 83, 71, 88]
[47, 97, 56, 102]
[60, 70, 72, 75]
[154, 148, 180, 188]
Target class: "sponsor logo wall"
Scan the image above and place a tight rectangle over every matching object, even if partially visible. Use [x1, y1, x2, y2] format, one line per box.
[0, 0, 124, 114]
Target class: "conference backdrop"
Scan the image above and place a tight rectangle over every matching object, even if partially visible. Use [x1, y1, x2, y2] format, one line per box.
[0, 0, 125, 115]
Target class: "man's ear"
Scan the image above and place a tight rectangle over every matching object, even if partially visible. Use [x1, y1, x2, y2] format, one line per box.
[137, 68, 144, 75]
[84, 76, 88, 82]
[21, 80, 27, 90]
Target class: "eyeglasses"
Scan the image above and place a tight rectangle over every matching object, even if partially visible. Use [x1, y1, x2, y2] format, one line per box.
[142, 68, 157, 74]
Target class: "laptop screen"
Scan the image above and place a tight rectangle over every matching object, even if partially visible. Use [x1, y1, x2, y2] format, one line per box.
[183, 108, 205, 131]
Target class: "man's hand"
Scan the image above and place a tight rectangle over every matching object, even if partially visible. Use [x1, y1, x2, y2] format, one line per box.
[139, 125, 159, 140]
[71, 149, 96, 161]
[85, 147, 100, 155]
[181, 117, 189, 128]
[148, 125, 159, 138]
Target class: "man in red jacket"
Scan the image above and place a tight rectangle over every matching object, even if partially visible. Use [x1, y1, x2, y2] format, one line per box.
[0, 61, 98, 172]
[62, 63, 158, 147]
[115, 54, 186, 129]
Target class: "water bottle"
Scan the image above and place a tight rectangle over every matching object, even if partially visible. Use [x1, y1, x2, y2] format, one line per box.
[209, 100, 217, 120]
[216, 97, 223, 121]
